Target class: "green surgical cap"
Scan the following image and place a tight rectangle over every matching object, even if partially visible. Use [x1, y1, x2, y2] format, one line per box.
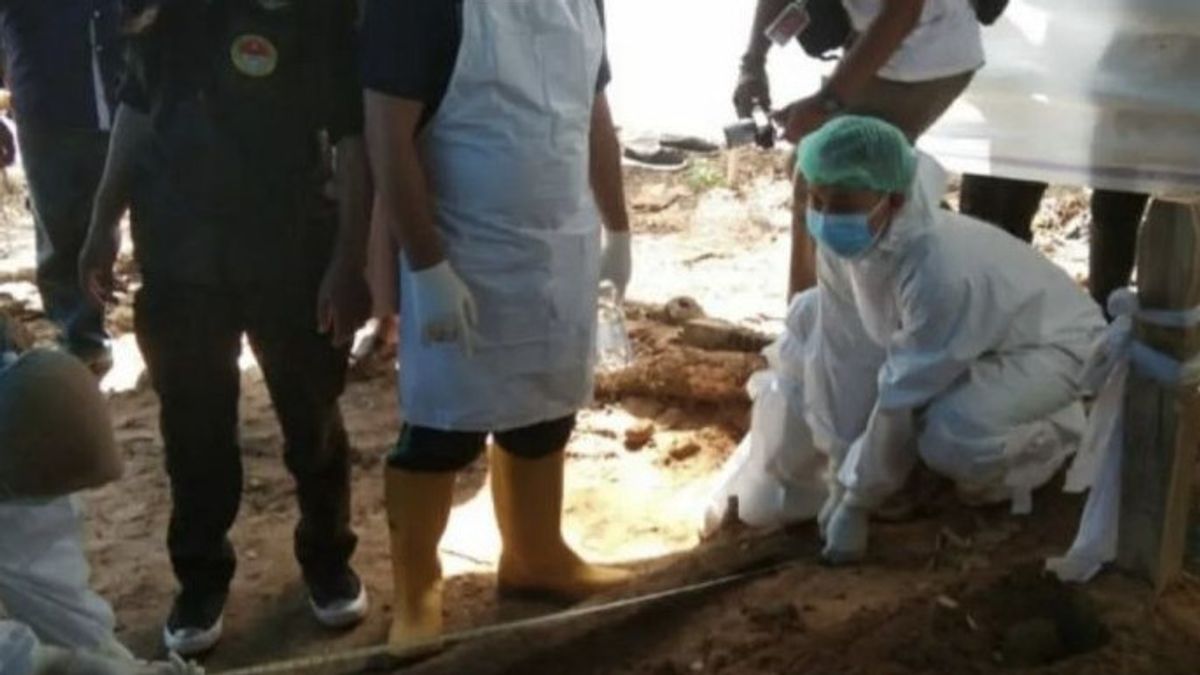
[797, 116, 918, 194]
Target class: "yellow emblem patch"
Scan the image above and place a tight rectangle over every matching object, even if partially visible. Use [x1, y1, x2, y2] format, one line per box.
[230, 34, 278, 78]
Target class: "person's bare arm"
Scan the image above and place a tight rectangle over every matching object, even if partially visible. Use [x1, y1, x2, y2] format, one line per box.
[365, 91, 478, 350]
[744, 0, 791, 63]
[776, 0, 925, 141]
[79, 104, 151, 306]
[91, 104, 150, 242]
[825, 0, 925, 104]
[331, 136, 371, 273]
[314, 134, 373, 346]
[363, 91, 444, 270]
[734, 0, 791, 116]
[588, 93, 629, 234]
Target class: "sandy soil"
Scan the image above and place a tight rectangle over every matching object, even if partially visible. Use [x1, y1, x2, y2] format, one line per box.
[0, 149, 1196, 675]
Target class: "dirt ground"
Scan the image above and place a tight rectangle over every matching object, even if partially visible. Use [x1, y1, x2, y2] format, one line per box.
[1, 149, 1198, 675]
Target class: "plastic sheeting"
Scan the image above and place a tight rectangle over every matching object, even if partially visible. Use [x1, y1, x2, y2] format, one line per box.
[702, 292, 829, 537]
[923, 0, 1200, 193]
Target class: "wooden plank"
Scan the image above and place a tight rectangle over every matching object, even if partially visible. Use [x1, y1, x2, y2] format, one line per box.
[395, 531, 808, 675]
[1117, 200, 1200, 591]
[679, 318, 772, 353]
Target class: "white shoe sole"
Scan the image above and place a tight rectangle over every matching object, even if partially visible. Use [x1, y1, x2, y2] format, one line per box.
[311, 584, 369, 629]
[163, 616, 223, 657]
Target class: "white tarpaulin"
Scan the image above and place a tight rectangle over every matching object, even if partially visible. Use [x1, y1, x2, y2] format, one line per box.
[923, 0, 1200, 193]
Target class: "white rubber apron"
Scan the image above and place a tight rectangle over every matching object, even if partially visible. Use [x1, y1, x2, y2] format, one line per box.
[399, 0, 606, 432]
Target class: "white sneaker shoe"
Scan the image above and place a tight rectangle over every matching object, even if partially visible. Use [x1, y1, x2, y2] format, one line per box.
[309, 572, 370, 629]
[163, 592, 225, 657]
[164, 617, 223, 658]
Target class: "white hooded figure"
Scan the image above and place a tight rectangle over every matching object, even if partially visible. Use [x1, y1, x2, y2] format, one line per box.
[0, 325, 199, 675]
[797, 117, 1107, 564]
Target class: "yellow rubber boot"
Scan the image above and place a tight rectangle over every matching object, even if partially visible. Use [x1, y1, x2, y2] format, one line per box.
[385, 467, 455, 653]
[490, 447, 632, 601]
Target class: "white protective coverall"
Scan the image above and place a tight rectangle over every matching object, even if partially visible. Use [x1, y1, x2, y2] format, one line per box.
[811, 157, 1107, 511]
[396, 0, 606, 433]
[0, 496, 130, 673]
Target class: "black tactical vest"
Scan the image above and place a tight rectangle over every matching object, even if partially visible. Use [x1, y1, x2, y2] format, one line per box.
[132, 0, 339, 286]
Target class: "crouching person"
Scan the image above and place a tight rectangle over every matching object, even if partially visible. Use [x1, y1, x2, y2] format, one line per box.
[798, 117, 1106, 564]
[0, 318, 199, 674]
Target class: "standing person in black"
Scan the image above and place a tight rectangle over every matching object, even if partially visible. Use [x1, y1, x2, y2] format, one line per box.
[78, 0, 373, 656]
[958, 176, 1149, 314]
[0, 1, 122, 373]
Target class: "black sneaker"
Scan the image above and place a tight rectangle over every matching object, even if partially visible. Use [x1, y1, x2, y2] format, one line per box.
[163, 590, 226, 657]
[308, 568, 369, 629]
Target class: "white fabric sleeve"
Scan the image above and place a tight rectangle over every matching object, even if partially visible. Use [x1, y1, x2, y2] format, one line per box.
[0, 497, 117, 651]
[837, 405, 918, 508]
[837, 243, 1012, 508]
[875, 252, 1007, 413]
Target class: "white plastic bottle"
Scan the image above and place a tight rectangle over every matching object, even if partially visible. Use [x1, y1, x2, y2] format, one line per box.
[595, 281, 632, 373]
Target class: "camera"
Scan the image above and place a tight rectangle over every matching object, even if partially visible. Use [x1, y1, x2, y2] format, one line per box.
[724, 104, 776, 150]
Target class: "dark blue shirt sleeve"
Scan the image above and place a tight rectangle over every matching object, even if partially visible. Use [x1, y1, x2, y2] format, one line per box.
[361, 0, 610, 113]
[596, 0, 611, 92]
[359, 0, 460, 105]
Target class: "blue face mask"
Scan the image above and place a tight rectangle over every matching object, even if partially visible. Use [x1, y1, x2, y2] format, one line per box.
[806, 200, 887, 259]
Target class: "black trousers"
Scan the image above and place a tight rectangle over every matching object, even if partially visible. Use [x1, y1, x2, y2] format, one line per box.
[959, 174, 1150, 309]
[388, 416, 577, 473]
[135, 277, 356, 597]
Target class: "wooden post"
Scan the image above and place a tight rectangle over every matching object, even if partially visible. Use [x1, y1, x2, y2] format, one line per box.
[1118, 199, 1200, 591]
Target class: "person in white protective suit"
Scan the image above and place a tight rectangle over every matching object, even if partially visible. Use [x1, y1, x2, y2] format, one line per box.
[361, 0, 633, 652]
[797, 116, 1107, 564]
[0, 315, 200, 675]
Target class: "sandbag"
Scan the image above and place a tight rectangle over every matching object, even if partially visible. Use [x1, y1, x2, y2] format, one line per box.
[0, 350, 122, 501]
[702, 370, 828, 537]
[701, 292, 831, 536]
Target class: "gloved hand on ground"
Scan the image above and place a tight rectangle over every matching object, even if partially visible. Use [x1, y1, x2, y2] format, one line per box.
[821, 500, 869, 565]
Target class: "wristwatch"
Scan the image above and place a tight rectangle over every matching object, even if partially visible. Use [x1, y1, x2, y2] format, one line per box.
[817, 87, 846, 115]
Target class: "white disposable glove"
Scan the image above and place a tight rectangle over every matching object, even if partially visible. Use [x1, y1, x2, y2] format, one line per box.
[821, 500, 870, 565]
[599, 230, 632, 300]
[410, 260, 478, 356]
